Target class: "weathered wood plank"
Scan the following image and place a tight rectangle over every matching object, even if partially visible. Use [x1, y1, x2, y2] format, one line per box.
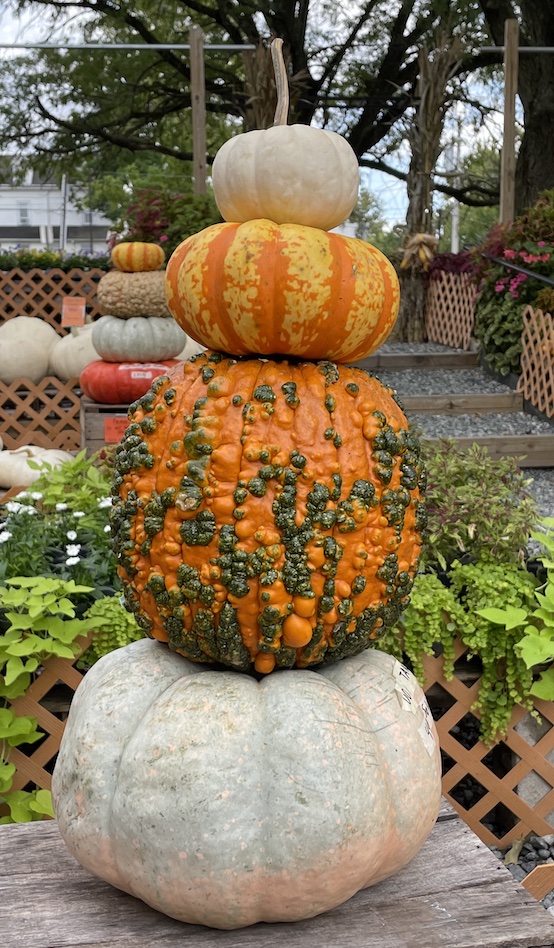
[355, 351, 480, 370]
[1, 812, 554, 947]
[401, 393, 524, 413]
[423, 435, 554, 468]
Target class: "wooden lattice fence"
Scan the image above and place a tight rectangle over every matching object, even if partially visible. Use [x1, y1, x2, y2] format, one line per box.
[0, 377, 81, 451]
[423, 638, 554, 850]
[0, 268, 105, 335]
[1, 635, 91, 815]
[425, 271, 477, 350]
[517, 306, 554, 419]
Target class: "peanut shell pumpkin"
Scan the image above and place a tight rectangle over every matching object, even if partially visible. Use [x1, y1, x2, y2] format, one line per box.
[165, 220, 399, 362]
[52, 638, 441, 929]
[111, 351, 425, 675]
[97, 270, 171, 319]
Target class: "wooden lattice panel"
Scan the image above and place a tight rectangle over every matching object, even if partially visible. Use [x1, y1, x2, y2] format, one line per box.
[422, 638, 554, 849]
[4, 634, 91, 801]
[517, 306, 554, 418]
[0, 376, 82, 450]
[425, 271, 477, 350]
[0, 268, 105, 335]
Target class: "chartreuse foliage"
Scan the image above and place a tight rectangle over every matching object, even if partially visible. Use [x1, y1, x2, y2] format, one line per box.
[379, 556, 539, 745]
[478, 518, 554, 702]
[0, 577, 111, 823]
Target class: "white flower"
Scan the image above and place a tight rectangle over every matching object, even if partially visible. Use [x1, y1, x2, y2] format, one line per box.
[5, 502, 23, 513]
[31, 491, 43, 500]
[56, 502, 68, 511]
[15, 491, 29, 500]
[65, 544, 81, 557]
[23, 506, 37, 515]
[66, 530, 78, 540]
[104, 525, 111, 533]
[73, 511, 85, 518]
[65, 556, 81, 566]
[98, 497, 112, 509]
[0, 530, 12, 543]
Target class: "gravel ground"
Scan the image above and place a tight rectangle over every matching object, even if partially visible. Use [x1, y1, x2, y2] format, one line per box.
[377, 367, 517, 395]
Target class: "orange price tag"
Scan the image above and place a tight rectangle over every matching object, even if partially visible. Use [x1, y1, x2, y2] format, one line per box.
[61, 296, 86, 327]
[103, 417, 129, 443]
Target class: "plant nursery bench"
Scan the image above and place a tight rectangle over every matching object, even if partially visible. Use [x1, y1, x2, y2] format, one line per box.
[2, 803, 554, 947]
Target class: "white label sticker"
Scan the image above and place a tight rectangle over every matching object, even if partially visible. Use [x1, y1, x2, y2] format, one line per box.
[393, 660, 417, 713]
[130, 371, 151, 379]
[418, 697, 436, 756]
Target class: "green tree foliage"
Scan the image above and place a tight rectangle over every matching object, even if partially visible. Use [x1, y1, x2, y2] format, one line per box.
[0, 0, 503, 210]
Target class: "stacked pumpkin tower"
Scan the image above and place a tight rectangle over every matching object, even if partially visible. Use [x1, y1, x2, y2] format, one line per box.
[52, 41, 442, 931]
[80, 241, 188, 403]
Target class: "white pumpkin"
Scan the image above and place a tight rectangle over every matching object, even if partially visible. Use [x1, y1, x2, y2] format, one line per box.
[52, 640, 441, 930]
[211, 41, 359, 232]
[92, 315, 187, 363]
[0, 317, 59, 384]
[49, 324, 100, 382]
[0, 445, 74, 488]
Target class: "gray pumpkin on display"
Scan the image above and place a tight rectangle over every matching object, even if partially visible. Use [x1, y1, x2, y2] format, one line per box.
[92, 314, 187, 363]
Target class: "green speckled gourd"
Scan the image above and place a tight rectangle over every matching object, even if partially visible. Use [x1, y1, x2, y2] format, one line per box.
[111, 350, 425, 675]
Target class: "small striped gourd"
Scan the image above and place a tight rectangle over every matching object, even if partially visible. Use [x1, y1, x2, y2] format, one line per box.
[111, 241, 165, 273]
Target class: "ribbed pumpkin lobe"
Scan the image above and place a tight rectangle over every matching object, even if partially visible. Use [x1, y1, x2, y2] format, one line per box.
[111, 351, 426, 673]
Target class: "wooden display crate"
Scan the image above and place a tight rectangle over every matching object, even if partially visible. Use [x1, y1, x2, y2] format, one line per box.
[80, 398, 130, 453]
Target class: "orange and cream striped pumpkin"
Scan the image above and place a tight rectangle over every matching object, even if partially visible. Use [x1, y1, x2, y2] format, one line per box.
[111, 241, 165, 273]
[165, 220, 399, 362]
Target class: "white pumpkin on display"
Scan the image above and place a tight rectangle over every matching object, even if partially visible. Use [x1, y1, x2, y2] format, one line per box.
[0, 445, 74, 488]
[212, 40, 359, 232]
[92, 315, 187, 363]
[49, 324, 100, 382]
[0, 316, 59, 384]
[52, 641, 441, 930]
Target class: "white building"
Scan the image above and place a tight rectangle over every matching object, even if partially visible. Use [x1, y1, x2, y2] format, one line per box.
[0, 164, 111, 254]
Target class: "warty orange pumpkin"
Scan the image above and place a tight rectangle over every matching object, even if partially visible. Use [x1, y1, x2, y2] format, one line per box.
[111, 350, 425, 674]
[165, 220, 399, 362]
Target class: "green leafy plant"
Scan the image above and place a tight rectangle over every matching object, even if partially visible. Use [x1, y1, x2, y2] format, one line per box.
[0, 247, 111, 272]
[421, 439, 537, 571]
[478, 517, 554, 701]
[0, 450, 118, 597]
[0, 576, 105, 823]
[79, 596, 145, 669]
[378, 558, 538, 745]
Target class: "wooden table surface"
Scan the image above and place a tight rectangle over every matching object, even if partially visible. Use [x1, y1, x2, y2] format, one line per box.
[2, 804, 554, 948]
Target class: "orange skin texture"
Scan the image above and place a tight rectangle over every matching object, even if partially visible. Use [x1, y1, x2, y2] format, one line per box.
[111, 241, 165, 273]
[113, 352, 424, 672]
[165, 221, 399, 362]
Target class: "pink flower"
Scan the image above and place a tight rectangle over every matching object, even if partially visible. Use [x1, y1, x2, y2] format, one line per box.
[538, 241, 546, 246]
[503, 249, 517, 259]
[495, 281, 507, 292]
[159, 235, 168, 243]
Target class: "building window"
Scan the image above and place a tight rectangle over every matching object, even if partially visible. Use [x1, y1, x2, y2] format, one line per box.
[82, 209, 93, 225]
[18, 204, 30, 225]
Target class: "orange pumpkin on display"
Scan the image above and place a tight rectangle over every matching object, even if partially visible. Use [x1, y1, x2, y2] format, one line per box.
[111, 241, 165, 273]
[111, 351, 425, 675]
[165, 220, 399, 362]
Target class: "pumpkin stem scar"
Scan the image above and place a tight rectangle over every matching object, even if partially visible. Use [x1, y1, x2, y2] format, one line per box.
[271, 38, 289, 127]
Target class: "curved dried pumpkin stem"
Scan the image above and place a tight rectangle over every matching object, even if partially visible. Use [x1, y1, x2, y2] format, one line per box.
[271, 38, 289, 126]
